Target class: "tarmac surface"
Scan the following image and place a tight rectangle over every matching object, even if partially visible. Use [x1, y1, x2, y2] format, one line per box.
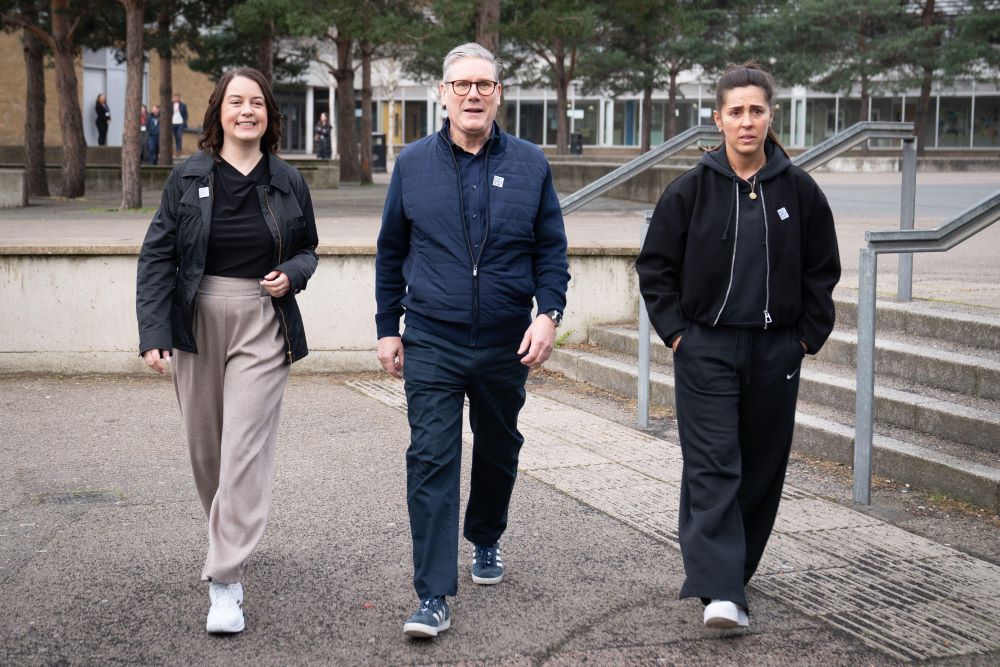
[1, 166, 999, 665]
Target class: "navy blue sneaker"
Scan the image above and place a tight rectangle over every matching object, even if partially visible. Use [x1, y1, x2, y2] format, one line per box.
[471, 542, 504, 584]
[403, 596, 451, 638]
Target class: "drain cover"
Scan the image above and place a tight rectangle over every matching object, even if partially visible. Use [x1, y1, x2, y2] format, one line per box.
[41, 491, 121, 506]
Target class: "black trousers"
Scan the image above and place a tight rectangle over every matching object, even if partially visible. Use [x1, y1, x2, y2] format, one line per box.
[672, 322, 804, 610]
[402, 326, 529, 599]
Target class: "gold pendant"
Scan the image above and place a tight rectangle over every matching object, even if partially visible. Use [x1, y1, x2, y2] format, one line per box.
[749, 192, 757, 200]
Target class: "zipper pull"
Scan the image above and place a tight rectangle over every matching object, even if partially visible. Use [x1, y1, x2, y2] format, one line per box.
[473, 265, 478, 277]
[763, 310, 772, 328]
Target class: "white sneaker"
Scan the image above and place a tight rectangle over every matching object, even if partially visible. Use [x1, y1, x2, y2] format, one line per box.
[703, 599, 750, 629]
[206, 582, 245, 634]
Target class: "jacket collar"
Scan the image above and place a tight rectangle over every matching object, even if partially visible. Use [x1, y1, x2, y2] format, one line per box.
[437, 119, 506, 156]
[181, 150, 292, 193]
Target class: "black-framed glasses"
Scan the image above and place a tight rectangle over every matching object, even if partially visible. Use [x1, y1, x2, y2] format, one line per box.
[445, 80, 498, 96]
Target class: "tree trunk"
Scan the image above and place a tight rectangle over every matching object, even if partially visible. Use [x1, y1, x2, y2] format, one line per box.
[666, 69, 679, 141]
[258, 16, 274, 84]
[552, 44, 569, 155]
[914, 66, 934, 156]
[51, 0, 86, 198]
[334, 36, 360, 182]
[640, 85, 652, 153]
[913, 0, 937, 157]
[475, 0, 500, 53]
[158, 4, 174, 166]
[22, 11, 50, 198]
[359, 41, 373, 186]
[119, 0, 144, 209]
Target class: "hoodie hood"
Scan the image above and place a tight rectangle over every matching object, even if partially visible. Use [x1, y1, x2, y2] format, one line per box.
[700, 138, 791, 182]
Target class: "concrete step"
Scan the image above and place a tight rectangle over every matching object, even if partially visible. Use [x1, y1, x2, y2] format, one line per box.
[816, 329, 1000, 401]
[545, 346, 1000, 512]
[833, 292, 1000, 351]
[589, 325, 1000, 453]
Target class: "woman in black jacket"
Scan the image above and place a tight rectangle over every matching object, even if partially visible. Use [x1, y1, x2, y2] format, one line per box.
[95, 94, 111, 146]
[136, 67, 318, 635]
[636, 62, 840, 629]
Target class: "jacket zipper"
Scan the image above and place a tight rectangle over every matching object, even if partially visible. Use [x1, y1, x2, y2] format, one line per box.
[447, 140, 490, 347]
[264, 186, 294, 363]
[759, 184, 772, 329]
[713, 179, 740, 326]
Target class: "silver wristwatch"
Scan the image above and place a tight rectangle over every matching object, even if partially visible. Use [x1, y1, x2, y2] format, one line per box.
[541, 309, 563, 327]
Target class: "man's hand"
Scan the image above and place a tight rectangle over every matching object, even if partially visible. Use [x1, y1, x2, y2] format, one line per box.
[261, 270, 290, 298]
[518, 315, 557, 367]
[377, 336, 404, 378]
[671, 336, 682, 352]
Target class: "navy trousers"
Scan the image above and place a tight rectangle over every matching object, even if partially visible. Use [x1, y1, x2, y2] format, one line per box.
[402, 326, 530, 599]
[672, 322, 804, 610]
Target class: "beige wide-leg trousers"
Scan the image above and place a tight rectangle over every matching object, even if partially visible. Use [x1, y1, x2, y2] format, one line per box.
[173, 275, 290, 584]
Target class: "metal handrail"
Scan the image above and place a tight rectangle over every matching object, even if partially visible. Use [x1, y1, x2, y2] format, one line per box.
[636, 122, 917, 429]
[852, 188, 1000, 505]
[559, 125, 719, 215]
[793, 121, 914, 171]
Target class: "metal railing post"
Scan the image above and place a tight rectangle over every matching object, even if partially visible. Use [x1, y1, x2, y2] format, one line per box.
[854, 247, 878, 505]
[898, 138, 917, 301]
[637, 211, 652, 428]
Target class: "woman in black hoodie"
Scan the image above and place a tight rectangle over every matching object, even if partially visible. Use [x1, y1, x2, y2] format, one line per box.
[636, 63, 840, 629]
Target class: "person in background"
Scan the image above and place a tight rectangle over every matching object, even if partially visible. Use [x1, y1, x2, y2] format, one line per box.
[147, 105, 160, 165]
[136, 67, 319, 635]
[375, 42, 569, 640]
[636, 61, 840, 630]
[172, 92, 189, 154]
[95, 94, 111, 146]
[139, 104, 149, 163]
[314, 112, 332, 160]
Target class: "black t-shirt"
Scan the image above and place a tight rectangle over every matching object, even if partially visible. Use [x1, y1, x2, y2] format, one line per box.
[205, 157, 275, 278]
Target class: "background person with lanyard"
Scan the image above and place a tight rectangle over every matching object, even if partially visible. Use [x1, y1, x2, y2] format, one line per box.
[636, 62, 840, 630]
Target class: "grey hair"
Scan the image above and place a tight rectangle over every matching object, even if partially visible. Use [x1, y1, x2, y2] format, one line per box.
[442, 42, 502, 83]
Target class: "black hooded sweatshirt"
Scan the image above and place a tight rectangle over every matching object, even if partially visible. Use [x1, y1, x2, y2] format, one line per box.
[635, 139, 841, 353]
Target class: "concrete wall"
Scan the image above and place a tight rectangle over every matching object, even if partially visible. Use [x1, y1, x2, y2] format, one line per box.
[550, 161, 690, 204]
[0, 247, 639, 375]
[0, 169, 27, 208]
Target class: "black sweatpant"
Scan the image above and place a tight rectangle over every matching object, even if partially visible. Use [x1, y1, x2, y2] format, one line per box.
[672, 322, 804, 610]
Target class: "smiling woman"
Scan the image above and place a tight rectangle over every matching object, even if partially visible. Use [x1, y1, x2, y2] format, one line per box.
[136, 66, 319, 637]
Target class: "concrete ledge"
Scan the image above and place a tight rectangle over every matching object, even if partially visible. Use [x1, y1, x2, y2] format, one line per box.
[549, 161, 688, 204]
[0, 168, 27, 208]
[31, 159, 340, 193]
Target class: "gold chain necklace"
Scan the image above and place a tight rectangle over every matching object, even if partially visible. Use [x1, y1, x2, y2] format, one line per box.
[735, 160, 765, 201]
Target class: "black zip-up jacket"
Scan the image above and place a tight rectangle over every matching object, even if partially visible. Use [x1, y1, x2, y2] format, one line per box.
[636, 140, 840, 353]
[136, 151, 319, 363]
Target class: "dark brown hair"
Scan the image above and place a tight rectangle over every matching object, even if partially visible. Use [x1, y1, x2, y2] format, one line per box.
[714, 61, 785, 153]
[198, 67, 281, 157]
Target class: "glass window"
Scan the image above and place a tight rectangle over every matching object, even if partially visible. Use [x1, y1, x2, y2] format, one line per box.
[938, 96, 972, 147]
[519, 101, 543, 145]
[404, 100, 427, 143]
[650, 101, 664, 145]
[547, 102, 561, 146]
[613, 100, 639, 146]
[806, 98, 838, 145]
[574, 99, 600, 145]
[974, 96, 1000, 148]
[773, 98, 792, 146]
[504, 100, 517, 134]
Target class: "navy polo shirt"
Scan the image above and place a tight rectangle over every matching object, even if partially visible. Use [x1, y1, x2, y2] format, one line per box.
[450, 138, 490, 252]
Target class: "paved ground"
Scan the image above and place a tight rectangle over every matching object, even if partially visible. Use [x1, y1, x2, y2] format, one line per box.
[2, 371, 998, 666]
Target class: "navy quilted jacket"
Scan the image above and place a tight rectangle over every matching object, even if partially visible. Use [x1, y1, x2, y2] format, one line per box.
[376, 121, 570, 347]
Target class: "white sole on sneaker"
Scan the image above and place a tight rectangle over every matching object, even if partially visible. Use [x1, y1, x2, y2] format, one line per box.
[471, 572, 503, 585]
[403, 617, 451, 638]
[704, 600, 743, 629]
[206, 613, 245, 634]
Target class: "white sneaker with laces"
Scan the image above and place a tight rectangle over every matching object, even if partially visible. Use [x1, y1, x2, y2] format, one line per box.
[206, 582, 245, 634]
[703, 599, 749, 629]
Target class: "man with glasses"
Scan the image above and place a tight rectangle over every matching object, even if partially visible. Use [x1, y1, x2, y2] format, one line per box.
[375, 42, 569, 639]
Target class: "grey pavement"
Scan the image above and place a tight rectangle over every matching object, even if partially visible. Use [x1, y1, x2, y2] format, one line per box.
[2, 372, 999, 665]
[1, 170, 998, 310]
